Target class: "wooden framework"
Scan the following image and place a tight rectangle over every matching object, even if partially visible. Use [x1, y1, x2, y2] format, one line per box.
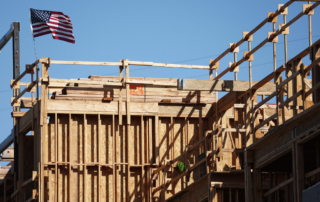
[0, 1, 320, 202]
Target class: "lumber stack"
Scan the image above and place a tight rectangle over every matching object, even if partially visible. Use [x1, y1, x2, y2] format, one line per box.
[50, 75, 216, 104]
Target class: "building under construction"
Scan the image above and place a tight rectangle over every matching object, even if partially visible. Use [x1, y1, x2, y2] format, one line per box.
[0, 1, 320, 201]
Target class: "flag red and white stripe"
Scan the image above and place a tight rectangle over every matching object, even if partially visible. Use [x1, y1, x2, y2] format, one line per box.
[30, 9, 75, 43]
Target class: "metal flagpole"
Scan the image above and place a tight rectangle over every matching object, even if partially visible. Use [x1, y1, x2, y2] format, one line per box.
[29, 8, 38, 60]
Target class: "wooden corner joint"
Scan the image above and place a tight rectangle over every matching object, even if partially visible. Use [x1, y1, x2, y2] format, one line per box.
[229, 62, 239, 72]
[268, 32, 278, 43]
[11, 97, 20, 106]
[244, 51, 254, 61]
[229, 43, 239, 53]
[41, 75, 50, 85]
[32, 189, 39, 199]
[25, 64, 35, 74]
[243, 32, 253, 42]
[39, 57, 51, 66]
[267, 12, 278, 23]
[10, 79, 20, 89]
[303, 4, 314, 15]
[279, 24, 289, 35]
[278, 4, 288, 15]
[209, 60, 219, 70]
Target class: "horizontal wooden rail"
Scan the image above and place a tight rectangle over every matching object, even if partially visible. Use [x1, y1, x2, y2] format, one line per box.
[305, 82, 320, 97]
[25, 197, 34, 202]
[21, 171, 39, 188]
[255, 113, 277, 131]
[254, 91, 277, 111]
[279, 90, 302, 108]
[153, 130, 214, 175]
[263, 177, 293, 197]
[215, 2, 320, 80]
[305, 167, 320, 178]
[278, 70, 301, 89]
[187, 130, 213, 152]
[10, 61, 39, 88]
[0, 24, 13, 51]
[210, 1, 293, 66]
[304, 57, 320, 74]
[153, 152, 210, 194]
[46, 60, 211, 70]
[11, 81, 38, 106]
[11, 189, 19, 198]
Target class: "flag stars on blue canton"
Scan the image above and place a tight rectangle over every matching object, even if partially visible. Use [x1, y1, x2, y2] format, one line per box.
[30, 9, 51, 24]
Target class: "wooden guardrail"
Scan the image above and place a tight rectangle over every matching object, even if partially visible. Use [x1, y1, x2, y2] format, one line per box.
[253, 56, 320, 137]
[152, 129, 217, 194]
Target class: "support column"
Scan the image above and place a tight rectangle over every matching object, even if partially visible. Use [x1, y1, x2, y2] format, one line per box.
[254, 168, 262, 202]
[245, 150, 253, 202]
[312, 45, 320, 103]
[295, 142, 304, 202]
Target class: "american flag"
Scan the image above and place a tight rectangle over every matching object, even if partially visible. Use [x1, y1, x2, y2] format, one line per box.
[30, 8, 75, 43]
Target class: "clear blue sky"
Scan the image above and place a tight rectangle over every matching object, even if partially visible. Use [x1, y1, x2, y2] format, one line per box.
[0, 0, 319, 153]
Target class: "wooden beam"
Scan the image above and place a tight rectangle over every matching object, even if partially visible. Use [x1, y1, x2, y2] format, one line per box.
[0, 23, 13, 51]
[47, 60, 211, 69]
[180, 80, 275, 92]
[263, 177, 293, 197]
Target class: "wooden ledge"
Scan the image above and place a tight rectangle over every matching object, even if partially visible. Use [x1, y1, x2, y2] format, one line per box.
[11, 112, 26, 118]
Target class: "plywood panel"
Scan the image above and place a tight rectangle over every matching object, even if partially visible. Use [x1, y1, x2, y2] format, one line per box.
[188, 118, 200, 183]
[58, 114, 69, 162]
[129, 116, 141, 165]
[128, 167, 142, 202]
[159, 117, 171, 165]
[116, 165, 127, 202]
[100, 115, 113, 164]
[47, 114, 56, 163]
[58, 165, 69, 201]
[86, 115, 98, 163]
[172, 118, 185, 193]
[101, 167, 114, 201]
[116, 118, 127, 163]
[85, 167, 98, 202]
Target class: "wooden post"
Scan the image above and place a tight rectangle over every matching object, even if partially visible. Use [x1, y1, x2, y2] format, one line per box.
[97, 114, 101, 202]
[125, 59, 131, 125]
[69, 114, 72, 202]
[40, 58, 49, 202]
[312, 45, 320, 103]
[245, 162, 253, 202]
[119, 60, 124, 125]
[276, 83, 280, 126]
[12, 22, 20, 198]
[295, 142, 304, 202]
[18, 132, 24, 202]
[292, 142, 297, 202]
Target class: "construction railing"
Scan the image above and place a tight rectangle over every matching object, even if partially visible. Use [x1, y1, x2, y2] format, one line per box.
[253, 39, 320, 140]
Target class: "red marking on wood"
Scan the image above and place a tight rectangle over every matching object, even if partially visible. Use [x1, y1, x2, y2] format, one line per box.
[130, 85, 144, 95]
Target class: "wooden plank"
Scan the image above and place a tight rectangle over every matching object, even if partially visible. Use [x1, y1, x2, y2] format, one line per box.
[263, 177, 293, 197]
[181, 80, 275, 92]
[119, 62, 123, 125]
[125, 60, 131, 125]
[305, 82, 320, 97]
[68, 114, 72, 202]
[0, 24, 13, 51]
[48, 60, 211, 69]
[129, 61, 211, 70]
[47, 100, 158, 114]
[279, 91, 302, 108]
[50, 60, 122, 66]
[296, 143, 304, 202]
[305, 167, 320, 178]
